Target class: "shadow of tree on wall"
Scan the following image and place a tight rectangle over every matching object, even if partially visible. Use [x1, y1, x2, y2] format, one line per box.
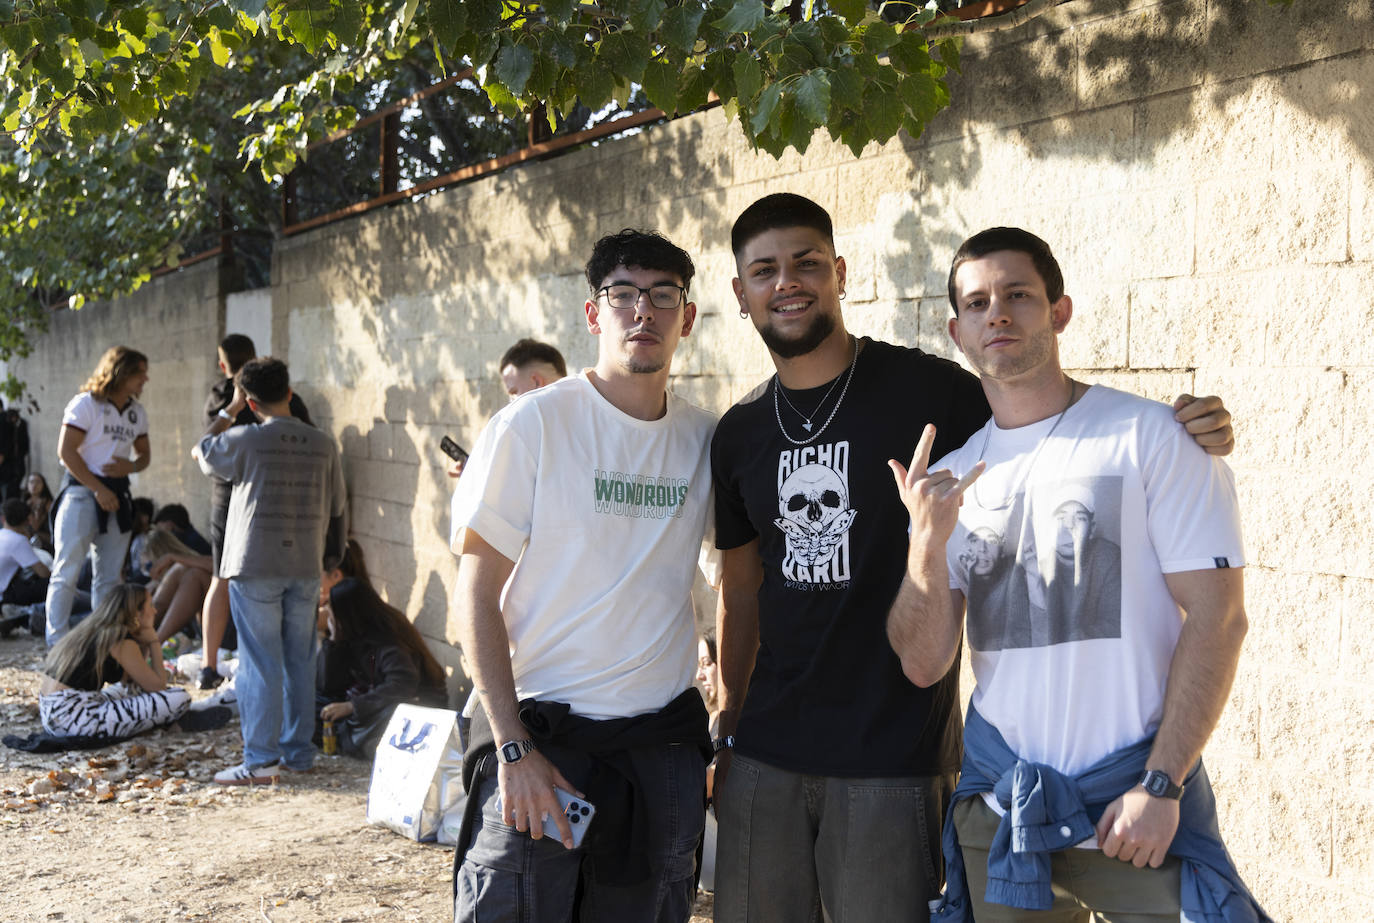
[877, 0, 1374, 349]
[273, 0, 1374, 678]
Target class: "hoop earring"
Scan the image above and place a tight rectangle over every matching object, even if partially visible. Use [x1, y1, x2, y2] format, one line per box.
[739, 309, 749, 319]
[839, 291, 847, 301]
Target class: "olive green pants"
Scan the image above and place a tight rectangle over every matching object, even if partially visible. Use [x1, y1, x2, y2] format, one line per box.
[954, 796, 1182, 923]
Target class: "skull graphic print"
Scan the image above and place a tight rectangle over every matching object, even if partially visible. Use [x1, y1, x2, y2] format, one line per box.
[774, 442, 857, 588]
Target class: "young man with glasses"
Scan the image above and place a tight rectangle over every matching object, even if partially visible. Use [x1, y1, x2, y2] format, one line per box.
[708, 195, 1237, 922]
[450, 229, 717, 922]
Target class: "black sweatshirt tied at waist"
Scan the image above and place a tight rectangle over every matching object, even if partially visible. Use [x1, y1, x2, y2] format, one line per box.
[52, 471, 133, 535]
[455, 688, 710, 887]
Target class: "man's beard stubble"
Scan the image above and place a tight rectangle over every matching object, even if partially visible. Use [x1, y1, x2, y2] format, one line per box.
[757, 309, 837, 360]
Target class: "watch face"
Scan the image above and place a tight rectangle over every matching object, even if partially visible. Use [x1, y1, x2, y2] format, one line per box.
[500, 742, 521, 762]
[1144, 773, 1166, 796]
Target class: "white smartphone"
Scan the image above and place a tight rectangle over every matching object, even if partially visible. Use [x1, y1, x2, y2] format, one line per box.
[496, 787, 596, 849]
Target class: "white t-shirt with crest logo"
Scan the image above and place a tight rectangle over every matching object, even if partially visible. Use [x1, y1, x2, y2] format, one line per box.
[61, 392, 148, 476]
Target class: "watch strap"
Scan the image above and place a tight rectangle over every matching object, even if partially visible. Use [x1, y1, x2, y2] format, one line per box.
[712, 735, 735, 754]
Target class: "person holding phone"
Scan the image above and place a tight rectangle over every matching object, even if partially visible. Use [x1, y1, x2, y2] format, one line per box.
[450, 230, 715, 922]
[446, 338, 566, 479]
[194, 358, 346, 785]
[198, 334, 313, 690]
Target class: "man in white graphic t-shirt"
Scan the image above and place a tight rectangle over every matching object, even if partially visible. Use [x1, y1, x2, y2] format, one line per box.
[449, 229, 717, 923]
[886, 228, 1268, 921]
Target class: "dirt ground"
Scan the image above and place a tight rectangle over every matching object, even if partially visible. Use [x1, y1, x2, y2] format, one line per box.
[0, 634, 713, 922]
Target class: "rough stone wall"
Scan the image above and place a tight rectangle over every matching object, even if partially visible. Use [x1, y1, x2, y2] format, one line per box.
[12, 260, 224, 531]
[9, 0, 1371, 914]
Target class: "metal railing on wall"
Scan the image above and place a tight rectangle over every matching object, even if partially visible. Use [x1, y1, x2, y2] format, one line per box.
[143, 0, 1028, 279]
[280, 68, 673, 236]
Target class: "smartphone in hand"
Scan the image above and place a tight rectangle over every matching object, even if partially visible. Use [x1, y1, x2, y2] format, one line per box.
[496, 788, 597, 849]
[440, 435, 469, 464]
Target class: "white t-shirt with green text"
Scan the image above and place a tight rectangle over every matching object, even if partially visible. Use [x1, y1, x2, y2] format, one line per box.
[451, 372, 717, 721]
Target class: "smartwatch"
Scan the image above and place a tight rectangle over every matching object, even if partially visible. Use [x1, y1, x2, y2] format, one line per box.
[1137, 769, 1184, 800]
[496, 739, 536, 764]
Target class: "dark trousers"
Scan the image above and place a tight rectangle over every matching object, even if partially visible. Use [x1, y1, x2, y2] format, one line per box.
[3, 570, 48, 606]
[454, 743, 705, 923]
[715, 754, 954, 923]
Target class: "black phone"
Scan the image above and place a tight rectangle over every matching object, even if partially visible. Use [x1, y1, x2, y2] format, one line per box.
[440, 435, 469, 464]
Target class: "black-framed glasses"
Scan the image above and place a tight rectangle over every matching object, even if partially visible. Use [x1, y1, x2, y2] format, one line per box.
[596, 283, 686, 311]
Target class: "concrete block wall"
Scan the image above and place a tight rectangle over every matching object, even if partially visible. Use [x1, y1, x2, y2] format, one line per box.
[10, 0, 1371, 913]
[13, 260, 224, 532]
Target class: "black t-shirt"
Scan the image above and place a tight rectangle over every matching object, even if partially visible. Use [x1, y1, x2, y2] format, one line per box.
[711, 338, 990, 777]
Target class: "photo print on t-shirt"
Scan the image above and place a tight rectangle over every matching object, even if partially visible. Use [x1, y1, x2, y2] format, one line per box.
[961, 475, 1123, 652]
[773, 441, 857, 591]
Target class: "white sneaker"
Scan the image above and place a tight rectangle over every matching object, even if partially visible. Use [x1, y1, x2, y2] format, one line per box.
[213, 762, 279, 786]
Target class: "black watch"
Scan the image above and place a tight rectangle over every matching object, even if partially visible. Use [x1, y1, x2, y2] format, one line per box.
[712, 735, 735, 754]
[497, 739, 536, 764]
[1137, 769, 1184, 800]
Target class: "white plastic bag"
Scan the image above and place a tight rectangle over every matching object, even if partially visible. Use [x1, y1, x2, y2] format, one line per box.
[365, 704, 464, 843]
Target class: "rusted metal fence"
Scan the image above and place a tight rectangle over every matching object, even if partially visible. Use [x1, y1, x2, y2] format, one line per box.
[153, 0, 1025, 280]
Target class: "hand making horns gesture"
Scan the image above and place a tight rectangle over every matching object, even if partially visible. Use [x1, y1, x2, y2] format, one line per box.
[888, 424, 985, 547]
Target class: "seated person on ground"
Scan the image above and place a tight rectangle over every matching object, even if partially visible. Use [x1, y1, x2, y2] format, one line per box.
[38, 583, 228, 738]
[142, 528, 213, 643]
[152, 503, 211, 556]
[316, 575, 447, 758]
[23, 473, 53, 513]
[27, 496, 53, 555]
[124, 497, 156, 582]
[0, 498, 50, 635]
[315, 536, 369, 642]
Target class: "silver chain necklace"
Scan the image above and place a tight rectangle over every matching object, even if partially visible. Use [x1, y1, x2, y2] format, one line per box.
[772, 336, 859, 446]
[971, 379, 1082, 511]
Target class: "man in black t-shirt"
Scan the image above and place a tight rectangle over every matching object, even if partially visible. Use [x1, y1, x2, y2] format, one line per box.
[709, 194, 1237, 923]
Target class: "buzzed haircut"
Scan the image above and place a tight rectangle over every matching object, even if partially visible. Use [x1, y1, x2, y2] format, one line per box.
[500, 339, 567, 377]
[237, 357, 290, 405]
[585, 229, 695, 294]
[947, 227, 1065, 314]
[3, 498, 29, 526]
[219, 334, 257, 373]
[153, 503, 191, 530]
[730, 192, 835, 257]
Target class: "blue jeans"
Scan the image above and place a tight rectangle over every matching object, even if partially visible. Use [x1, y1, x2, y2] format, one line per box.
[228, 576, 320, 771]
[45, 485, 132, 646]
[455, 743, 705, 923]
[714, 753, 953, 923]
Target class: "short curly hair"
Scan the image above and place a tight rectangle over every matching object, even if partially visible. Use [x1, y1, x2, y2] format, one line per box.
[584, 229, 695, 294]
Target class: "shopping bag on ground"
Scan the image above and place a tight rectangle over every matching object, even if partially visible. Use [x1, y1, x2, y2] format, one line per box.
[365, 704, 464, 842]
